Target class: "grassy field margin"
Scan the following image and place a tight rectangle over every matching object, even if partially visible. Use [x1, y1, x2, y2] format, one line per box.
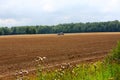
[16, 41, 120, 80]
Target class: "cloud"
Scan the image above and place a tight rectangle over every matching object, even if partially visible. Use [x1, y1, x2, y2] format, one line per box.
[42, 3, 55, 12]
[0, 19, 17, 25]
[0, 0, 120, 27]
[0, 18, 32, 27]
[102, 0, 119, 13]
[88, 0, 120, 13]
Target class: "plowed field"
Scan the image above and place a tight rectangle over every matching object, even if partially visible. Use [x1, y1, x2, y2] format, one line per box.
[0, 32, 120, 79]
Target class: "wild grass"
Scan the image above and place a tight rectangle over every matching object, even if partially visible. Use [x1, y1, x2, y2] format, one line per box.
[17, 42, 120, 80]
[33, 61, 119, 80]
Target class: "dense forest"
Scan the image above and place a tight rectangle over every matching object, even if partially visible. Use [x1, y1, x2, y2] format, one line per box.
[0, 20, 120, 35]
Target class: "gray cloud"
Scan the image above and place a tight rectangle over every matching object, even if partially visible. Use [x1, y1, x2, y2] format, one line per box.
[0, 0, 120, 27]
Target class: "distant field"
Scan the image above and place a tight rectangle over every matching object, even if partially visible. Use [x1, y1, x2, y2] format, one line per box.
[0, 32, 120, 79]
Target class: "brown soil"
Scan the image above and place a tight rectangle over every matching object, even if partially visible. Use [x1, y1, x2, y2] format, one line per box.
[0, 32, 120, 79]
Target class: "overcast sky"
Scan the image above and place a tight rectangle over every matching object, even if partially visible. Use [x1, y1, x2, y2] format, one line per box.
[0, 0, 120, 27]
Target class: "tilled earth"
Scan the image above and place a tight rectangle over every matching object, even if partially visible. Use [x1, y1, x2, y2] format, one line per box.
[0, 32, 120, 79]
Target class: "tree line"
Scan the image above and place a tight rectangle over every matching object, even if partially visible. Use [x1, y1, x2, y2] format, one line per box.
[0, 20, 120, 35]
